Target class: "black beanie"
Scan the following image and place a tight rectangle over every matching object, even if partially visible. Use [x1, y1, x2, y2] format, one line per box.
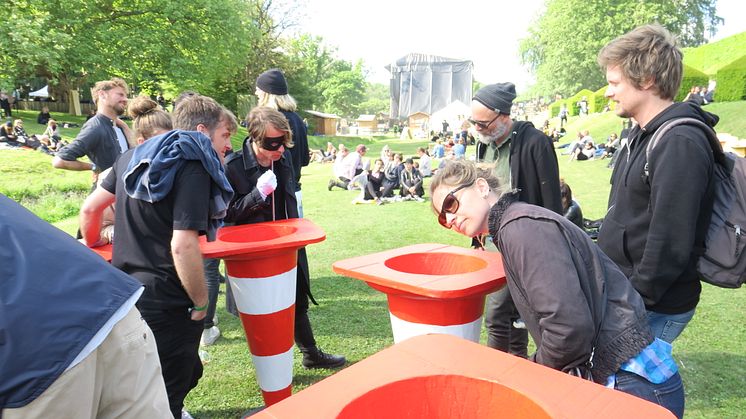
[256, 69, 289, 95]
[473, 82, 516, 114]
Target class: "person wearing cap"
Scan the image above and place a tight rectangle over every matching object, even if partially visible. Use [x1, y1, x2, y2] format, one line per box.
[223, 106, 346, 370]
[255, 68, 310, 216]
[471, 81, 562, 358]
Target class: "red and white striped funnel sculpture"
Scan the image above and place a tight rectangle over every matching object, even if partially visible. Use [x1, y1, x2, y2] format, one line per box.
[333, 243, 505, 343]
[201, 219, 325, 406]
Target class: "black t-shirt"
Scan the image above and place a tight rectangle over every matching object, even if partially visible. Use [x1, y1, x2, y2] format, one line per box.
[102, 149, 211, 310]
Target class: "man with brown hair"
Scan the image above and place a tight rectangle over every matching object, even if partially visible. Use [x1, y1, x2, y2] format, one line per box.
[53, 78, 133, 183]
[597, 24, 718, 343]
[80, 94, 234, 419]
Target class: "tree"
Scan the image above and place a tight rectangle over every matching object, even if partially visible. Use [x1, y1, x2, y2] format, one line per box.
[519, 0, 722, 97]
[317, 60, 366, 118]
[1, 0, 252, 114]
[359, 83, 389, 115]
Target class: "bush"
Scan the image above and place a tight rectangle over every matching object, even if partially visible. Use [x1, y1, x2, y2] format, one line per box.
[565, 89, 594, 116]
[548, 100, 565, 118]
[675, 64, 709, 102]
[715, 55, 746, 102]
[591, 85, 610, 113]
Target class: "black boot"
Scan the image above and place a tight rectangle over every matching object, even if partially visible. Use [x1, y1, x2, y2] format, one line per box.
[301, 347, 346, 369]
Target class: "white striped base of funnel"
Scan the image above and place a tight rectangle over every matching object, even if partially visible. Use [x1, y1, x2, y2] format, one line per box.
[389, 312, 483, 343]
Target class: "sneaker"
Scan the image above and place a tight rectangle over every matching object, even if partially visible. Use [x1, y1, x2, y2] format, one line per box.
[181, 410, 195, 419]
[200, 326, 221, 346]
[414, 196, 425, 202]
[301, 347, 346, 369]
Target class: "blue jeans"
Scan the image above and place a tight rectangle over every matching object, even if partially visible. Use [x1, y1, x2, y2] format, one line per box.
[614, 370, 685, 419]
[647, 309, 695, 343]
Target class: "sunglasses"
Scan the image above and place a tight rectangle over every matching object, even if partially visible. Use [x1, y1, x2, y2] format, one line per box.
[468, 113, 501, 130]
[438, 182, 474, 227]
[261, 135, 286, 151]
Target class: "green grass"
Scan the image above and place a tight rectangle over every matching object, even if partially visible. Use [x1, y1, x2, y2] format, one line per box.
[3, 105, 746, 418]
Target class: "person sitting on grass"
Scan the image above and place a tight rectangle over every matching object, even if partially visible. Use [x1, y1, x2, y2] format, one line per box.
[570, 141, 596, 161]
[400, 157, 424, 202]
[383, 152, 404, 197]
[429, 159, 684, 418]
[37, 106, 51, 125]
[560, 179, 584, 229]
[0, 121, 21, 147]
[42, 119, 67, 151]
[417, 146, 432, 177]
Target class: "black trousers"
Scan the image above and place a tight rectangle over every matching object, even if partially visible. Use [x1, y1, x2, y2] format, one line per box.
[139, 307, 204, 418]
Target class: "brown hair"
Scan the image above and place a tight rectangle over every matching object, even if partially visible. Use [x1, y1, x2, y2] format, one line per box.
[92, 77, 129, 98]
[598, 24, 682, 100]
[247, 106, 294, 149]
[128, 95, 172, 141]
[172, 94, 224, 132]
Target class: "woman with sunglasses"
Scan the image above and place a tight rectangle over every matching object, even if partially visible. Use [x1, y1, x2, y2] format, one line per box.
[429, 159, 685, 418]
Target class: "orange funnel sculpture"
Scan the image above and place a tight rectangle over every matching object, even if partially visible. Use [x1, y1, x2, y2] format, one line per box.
[253, 334, 675, 419]
[333, 243, 506, 342]
[199, 219, 325, 406]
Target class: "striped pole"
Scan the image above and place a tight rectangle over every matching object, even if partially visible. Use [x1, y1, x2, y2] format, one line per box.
[225, 251, 298, 406]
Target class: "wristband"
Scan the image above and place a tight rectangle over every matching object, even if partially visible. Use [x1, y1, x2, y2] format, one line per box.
[192, 303, 208, 311]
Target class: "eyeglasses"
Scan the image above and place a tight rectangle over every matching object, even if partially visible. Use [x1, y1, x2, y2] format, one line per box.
[468, 113, 501, 130]
[438, 182, 474, 227]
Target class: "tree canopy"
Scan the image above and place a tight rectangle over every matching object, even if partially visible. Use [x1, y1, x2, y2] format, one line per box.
[519, 0, 722, 97]
[1, 0, 383, 118]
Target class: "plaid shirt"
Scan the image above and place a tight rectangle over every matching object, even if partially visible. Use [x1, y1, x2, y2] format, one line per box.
[605, 338, 679, 387]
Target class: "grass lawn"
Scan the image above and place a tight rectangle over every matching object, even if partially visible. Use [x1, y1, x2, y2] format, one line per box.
[2, 102, 746, 418]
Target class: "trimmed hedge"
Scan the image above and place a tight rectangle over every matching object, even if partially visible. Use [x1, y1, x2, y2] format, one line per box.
[675, 64, 709, 102]
[565, 89, 595, 117]
[591, 85, 609, 113]
[715, 55, 746, 102]
[549, 100, 565, 118]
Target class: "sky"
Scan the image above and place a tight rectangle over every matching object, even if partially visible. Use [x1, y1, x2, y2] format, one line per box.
[295, 0, 746, 91]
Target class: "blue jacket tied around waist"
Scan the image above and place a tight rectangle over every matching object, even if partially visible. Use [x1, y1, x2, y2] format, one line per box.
[123, 130, 233, 241]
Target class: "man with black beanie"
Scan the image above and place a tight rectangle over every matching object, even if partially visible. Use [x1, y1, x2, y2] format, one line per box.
[471, 82, 562, 357]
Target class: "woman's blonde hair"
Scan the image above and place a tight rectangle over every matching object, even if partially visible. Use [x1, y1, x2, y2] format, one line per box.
[256, 88, 298, 112]
[128, 95, 172, 143]
[429, 159, 504, 198]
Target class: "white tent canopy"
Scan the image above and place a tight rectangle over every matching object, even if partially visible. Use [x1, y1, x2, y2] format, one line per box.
[386, 53, 473, 120]
[28, 85, 49, 98]
[429, 100, 471, 134]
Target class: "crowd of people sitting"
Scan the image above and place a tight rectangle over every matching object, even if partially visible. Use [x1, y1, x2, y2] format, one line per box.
[324, 142, 437, 205]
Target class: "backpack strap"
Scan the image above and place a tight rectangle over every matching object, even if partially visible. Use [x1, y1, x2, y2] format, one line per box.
[644, 117, 729, 180]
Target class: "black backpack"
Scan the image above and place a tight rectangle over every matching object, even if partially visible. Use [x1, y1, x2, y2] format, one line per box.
[645, 117, 745, 288]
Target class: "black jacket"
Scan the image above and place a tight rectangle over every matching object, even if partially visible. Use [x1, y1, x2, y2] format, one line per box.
[490, 193, 653, 384]
[281, 110, 310, 191]
[483, 121, 562, 214]
[224, 137, 297, 224]
[597, 102, 717, 314]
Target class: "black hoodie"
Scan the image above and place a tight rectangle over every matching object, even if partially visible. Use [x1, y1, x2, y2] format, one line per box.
[598, 102, 718, 314]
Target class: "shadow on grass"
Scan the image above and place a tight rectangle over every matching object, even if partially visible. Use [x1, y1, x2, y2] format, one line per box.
[679, 351, 746, 414]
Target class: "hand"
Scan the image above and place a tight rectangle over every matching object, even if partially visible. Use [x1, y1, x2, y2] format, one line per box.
[256, 170, 277, 200]
[190, 307, 207, 321]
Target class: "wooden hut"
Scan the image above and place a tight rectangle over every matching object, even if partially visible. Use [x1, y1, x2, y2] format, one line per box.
[407, 111, 430, 132]
[306, 110, 340, 136]
[356, 114, 377, 134]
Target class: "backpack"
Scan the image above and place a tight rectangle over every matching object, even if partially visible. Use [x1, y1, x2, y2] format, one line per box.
[645, 117, 745, 288]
